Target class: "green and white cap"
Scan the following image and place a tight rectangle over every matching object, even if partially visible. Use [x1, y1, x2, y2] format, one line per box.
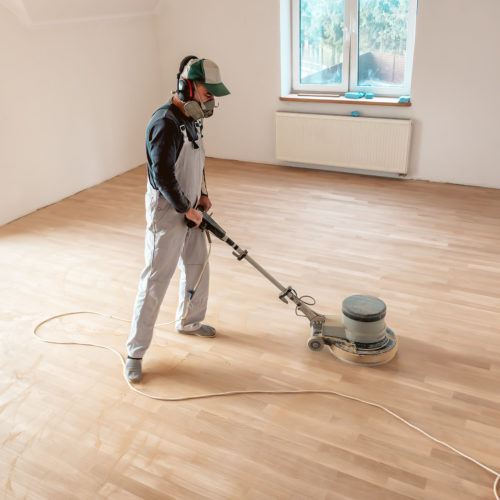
[183, 58, 230, 97]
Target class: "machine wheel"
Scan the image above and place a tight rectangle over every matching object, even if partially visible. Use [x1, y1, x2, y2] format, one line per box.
[307, 337, 324, 351]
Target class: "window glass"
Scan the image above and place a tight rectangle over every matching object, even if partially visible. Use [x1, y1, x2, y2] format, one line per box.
[291, 0, 417, 95]
[299, 0, 345, 85]
[358, 0, 410, 88]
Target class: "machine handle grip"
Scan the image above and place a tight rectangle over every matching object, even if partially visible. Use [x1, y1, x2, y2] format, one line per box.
[185, 205, 205, 228]
[185, 208, 227, 240]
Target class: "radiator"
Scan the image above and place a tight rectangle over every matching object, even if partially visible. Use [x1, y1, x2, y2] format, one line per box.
[275, 112, 412, 174]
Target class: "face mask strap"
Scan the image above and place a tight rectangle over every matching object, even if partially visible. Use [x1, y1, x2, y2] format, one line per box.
[193, 82, 207, 112]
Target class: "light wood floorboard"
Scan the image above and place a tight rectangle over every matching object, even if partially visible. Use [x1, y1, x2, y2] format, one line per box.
[1, 158, 500, 499]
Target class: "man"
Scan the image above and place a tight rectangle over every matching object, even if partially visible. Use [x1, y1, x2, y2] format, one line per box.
[125, 56, 230, 383]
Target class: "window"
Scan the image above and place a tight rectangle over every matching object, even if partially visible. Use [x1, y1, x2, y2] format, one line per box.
[291, 0, 418, 97]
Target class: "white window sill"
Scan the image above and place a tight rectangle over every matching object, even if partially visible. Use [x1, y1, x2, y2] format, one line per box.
[280, 94, 411, 107]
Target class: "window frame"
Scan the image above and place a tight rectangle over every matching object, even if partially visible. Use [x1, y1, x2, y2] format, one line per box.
[291, 0, 418, 97]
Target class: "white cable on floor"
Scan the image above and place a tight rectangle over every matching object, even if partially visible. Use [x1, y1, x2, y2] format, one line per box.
[32, 312, 499, 499]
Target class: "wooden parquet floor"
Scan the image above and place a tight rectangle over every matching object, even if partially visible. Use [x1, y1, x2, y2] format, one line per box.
[1, 158, 500, 499]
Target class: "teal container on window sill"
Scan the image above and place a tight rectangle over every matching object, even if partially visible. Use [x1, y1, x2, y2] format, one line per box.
[344, 92, 365, 99]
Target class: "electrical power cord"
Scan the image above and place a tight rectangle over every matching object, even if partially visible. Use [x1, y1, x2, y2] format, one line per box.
[31, 235, 500, 499]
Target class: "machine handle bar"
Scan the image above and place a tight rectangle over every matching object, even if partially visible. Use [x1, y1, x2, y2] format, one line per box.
[186, 209, 324, 324]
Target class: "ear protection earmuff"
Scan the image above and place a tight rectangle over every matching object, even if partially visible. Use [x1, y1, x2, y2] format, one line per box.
[177, 55, 198, 102]
[178, 78, 194, 102]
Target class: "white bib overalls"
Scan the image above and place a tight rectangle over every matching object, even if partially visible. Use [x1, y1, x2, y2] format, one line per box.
[127, 123, 209, 359]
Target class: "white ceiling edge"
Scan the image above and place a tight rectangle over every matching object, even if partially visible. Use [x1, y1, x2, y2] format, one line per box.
[26, 10, 158, 28]
[0, 0, 163, 28]
[0, 0, 30, 25]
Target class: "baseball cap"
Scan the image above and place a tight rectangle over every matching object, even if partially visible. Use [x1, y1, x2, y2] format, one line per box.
[184, 58, 230, 97]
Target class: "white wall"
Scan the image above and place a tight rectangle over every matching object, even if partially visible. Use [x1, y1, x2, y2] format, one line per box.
[154, 0, 500, 189]
[409, 0, 500, 187]
[0, 6, 163, 226]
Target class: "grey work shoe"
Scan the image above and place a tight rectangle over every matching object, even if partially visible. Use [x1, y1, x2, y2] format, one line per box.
[176, 324, 216, 338]
[125, 357, 142, 383]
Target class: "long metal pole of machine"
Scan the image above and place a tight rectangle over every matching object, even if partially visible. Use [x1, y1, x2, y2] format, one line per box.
[228, 245, 324, 324]
[242, 254, 286, 292]
[198, 213, 325, 326]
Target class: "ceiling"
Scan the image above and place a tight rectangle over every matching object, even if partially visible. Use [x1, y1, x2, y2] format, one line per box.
[1, 0, 161, 25]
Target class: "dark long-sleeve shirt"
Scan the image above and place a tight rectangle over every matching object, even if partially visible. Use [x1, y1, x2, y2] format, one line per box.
[145, 100, 206, 213]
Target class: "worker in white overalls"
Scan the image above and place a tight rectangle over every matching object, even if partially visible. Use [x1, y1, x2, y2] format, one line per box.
[125, 56, 230, 383]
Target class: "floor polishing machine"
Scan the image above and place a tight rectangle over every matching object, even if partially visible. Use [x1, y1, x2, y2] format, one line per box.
[189, 211, 398, 366]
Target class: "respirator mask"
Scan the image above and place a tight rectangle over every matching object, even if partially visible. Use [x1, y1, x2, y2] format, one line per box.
[182, 82, 217, 120]
[183, 97, 215, 120]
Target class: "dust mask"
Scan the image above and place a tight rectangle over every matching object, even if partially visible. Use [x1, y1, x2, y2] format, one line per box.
[183, 82, 217, 120]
